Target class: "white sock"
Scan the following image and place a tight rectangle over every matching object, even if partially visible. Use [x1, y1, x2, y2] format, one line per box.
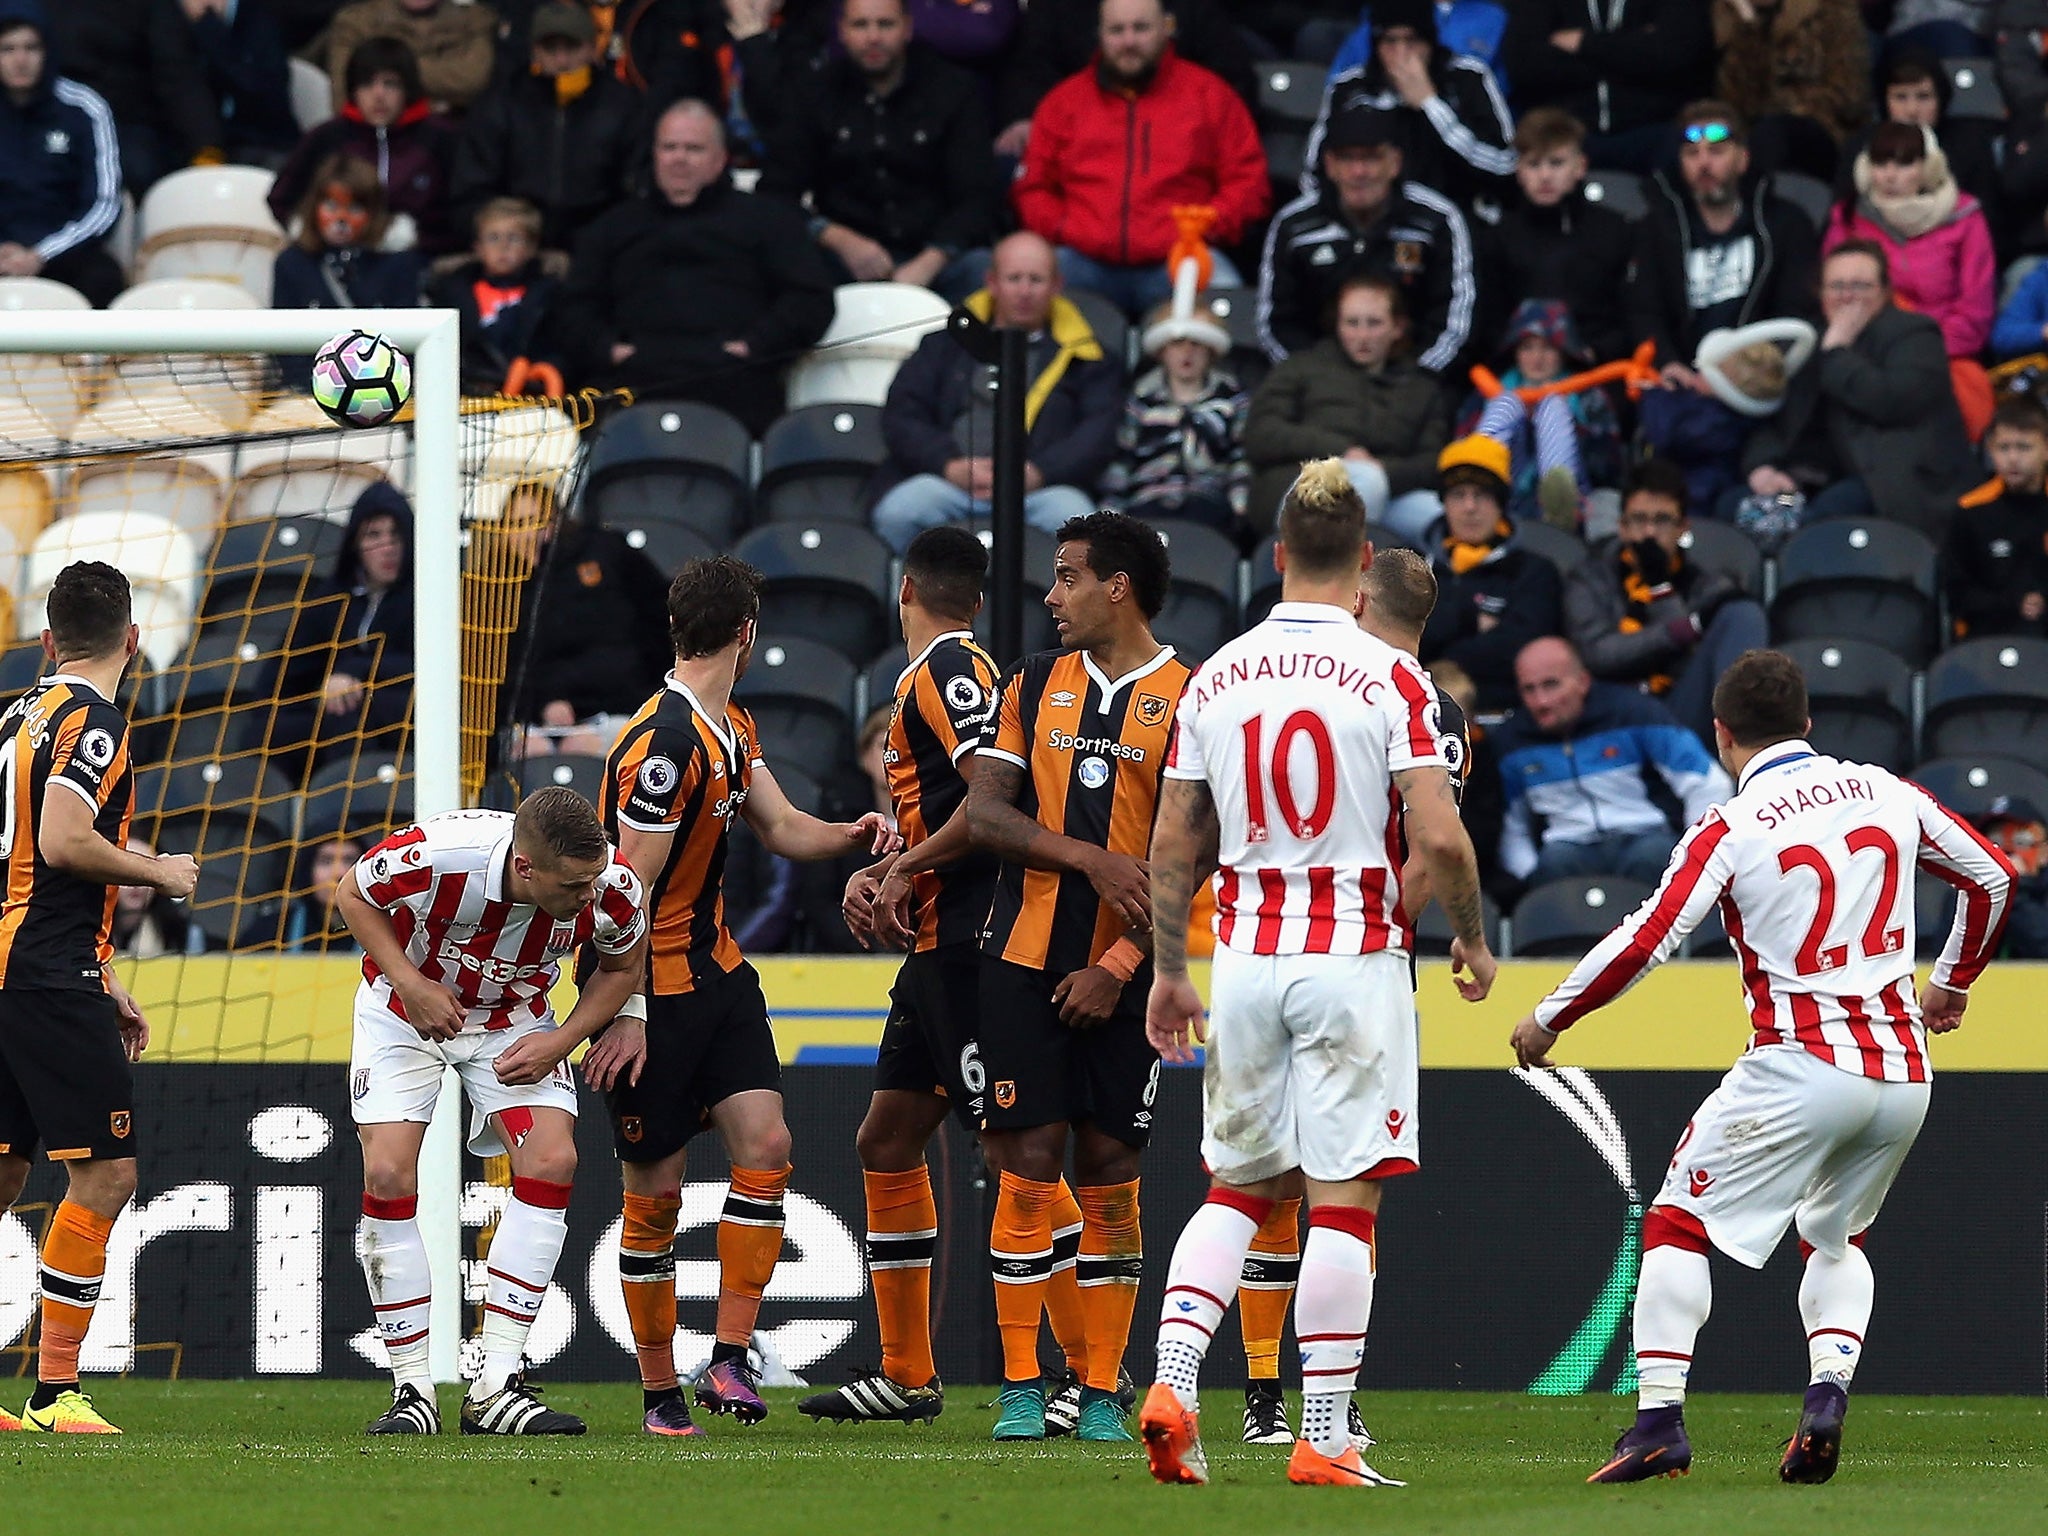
[1800, 1243, 1873, 1389]
[1295, 1210, 1376, 1456]
[472, 1179, 571, 1400]
[1154, 1194, 1263, 1411]
[358, 1197, 433, 1393]
[1634, 1244, 1712, 1409]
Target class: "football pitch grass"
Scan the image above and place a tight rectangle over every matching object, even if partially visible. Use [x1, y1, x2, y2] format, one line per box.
[3, 1383, 2041, 1535]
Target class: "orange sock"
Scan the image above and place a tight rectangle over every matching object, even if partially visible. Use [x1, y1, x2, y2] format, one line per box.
[620, 1190, 681, 1391]
[1045, 1178, 1088, 1373]
[1239, 1196, 1302, 1381]
[37, 1201, 114, 1386]
[989, 1170, 1059, 1384]
[716, 1165, 790, 1347]
[1077, 1180, 1142, 1392]
[864, 1166, 938, 1386]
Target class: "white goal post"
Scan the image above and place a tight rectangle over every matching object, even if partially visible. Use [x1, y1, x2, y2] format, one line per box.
[0, 307, 467, 1379]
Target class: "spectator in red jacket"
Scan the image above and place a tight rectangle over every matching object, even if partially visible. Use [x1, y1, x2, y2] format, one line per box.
[1012, 0, 1267, 317]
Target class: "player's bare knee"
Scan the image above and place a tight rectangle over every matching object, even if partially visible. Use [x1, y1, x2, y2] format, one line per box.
[518, 1138, 577, 1188]
[361, 1158, 419, 1201]
[69, 1156, 136, 1214]
[0, 1153, 31, 1210]
[740, 1119, 793, 1171]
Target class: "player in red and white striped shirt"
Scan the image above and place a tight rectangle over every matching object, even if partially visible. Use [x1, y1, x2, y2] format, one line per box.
[1509, 651, 2014, 1486]
[338, 789, 648, 1438]
[1138, 460, 1497, 1489]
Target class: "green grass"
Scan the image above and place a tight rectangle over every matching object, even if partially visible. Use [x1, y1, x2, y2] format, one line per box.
[2, 1383, 2042, 1534]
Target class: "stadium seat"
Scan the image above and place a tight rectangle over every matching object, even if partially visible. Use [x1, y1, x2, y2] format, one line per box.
[516, 752, 610, 804]
[609, 516, 717, 578]
[203, 515, 345, 618]
[0, 465, 52, 551]
[158, 820, 291, 949]
[1914, 874, 1964, 959]
[1065, 288, 1132, 377]
[785, 283, 951, 409]
[769, 760, 825, 816]
[230, 448, 392, 524]
[1413, 891, 1503, 955]
[1909, 753, 2048, 819]
[161, 611, 293, 712]
[288, 57, 334, 131]
[68, 454, 227, 543]
[1677, 518, 1764, 595]
[584, 400, 752, 545]
[0, 277, 92, 441]
[1143, 519, 1240, 665]
[1258, 61, 1327, 126]
[1581, 170, 1648, 221]
[1508, 876, 1653, 957]
[1773, 171, 1833, 230]
[29, 511, 198, 602]
[0, 639, 45, 701]
[859, 646, 909, 722]
[1264, 127, 1309, 191]
[104, 279, 265, 428]
[237, 397, 414, 498]
[133, 752, 294, 834]
[1245, 524, 1421, 625]
[1769, 520, 1940, 667]
[1196, 288, 1270, 389]
[972, 525, 1059, 657]
[300, 753, 415, 842]
[1512, 520, 1587, 580]
[1922, 637, 2048, 764]
[136, 166, 285, 302]
[1778, 637, 1914, 773]
[1944, 58, 2007, 121]
[461, 403, 580, 485]
[1683, 902, 1731, 957]
[136, 703, 267, 767]
[735, 634, 858, 775]
[736, 522, 895, 663]
[756, 404, 886, 526]
[13, 581, 191, 673]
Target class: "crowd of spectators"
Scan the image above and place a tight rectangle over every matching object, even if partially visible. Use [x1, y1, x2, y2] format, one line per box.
[11, 0, 2048, 953]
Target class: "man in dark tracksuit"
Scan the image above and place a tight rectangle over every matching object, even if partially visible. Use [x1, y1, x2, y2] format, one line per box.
[0, 0, 123, 306]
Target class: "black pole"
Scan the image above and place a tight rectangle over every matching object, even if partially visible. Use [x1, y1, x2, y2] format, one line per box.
[987, 324, 1029, 665]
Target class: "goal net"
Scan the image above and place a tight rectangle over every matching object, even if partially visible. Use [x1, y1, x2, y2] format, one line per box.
[0, 298, 589, 1383]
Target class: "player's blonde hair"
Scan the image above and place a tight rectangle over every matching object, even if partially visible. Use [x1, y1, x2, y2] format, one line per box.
[1278, 458, 1366, 577]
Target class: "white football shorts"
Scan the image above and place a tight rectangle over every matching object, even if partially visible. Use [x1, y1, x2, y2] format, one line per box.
[349, 986, 579, 1156]
[1201, 948, 1419, 1185]
[1656, 1043, 1929, 1268]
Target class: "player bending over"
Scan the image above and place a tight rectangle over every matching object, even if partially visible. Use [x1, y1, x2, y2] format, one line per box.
[0, 562, 196, 1434]
[1508, 650, 2013, 1484]
[594, 556, 895, 1435]
[1140, 461, 1497, 1487]
[1230, 547, 1472, 1452]
[968, 513, 1188, 1444]
[800, 529, 1000, 1424]
[341, 788, 648, 1436]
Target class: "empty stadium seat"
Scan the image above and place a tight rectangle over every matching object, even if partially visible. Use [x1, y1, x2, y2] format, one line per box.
[1678, 518, 1764, 594]
[1258, 61, 1327, 125]
[584, 401, 752, 545]
[1512, 520, 1587, 580]
[736, 522, 895, 663]
[786, 283, 951, 409]
[1264, 127, 1309, 191]
[972, 526, 1058, 657]
[136, 166, 285, 302]
[1508, 876, 1653, 957]
[1413, 891, 1503, 955]
[1773, 172, 1834, 229]
[203, 515, 345, 618]
[735, 635, 858, 775]
[609, 517, 718, 578]
[230, 447, 392, 523]
[158, 819, 290, 949]
[1922, 637, 2048, 764]
[1769, 520, 1940, 667]
[859, 647, 909, 721]
[0, 639, 45, 700]
[0, 466, 52, 552]
[1779, 637, 1914, 773]
[1581, 170, 1649, 221]
[236, 397, 414, 501]
[756, 404, 886, 525]
[0, 277, 93, 442]
[30, 510, 198, 600]
[1144, 519, 1240, 665]
[301, 753, 415, 842]
[1198, 288, 1271, 390]
[1944, 58, 2007, 121]
[516, 752, 610, 804]
[461, 403, 580, 485]
[288, 57, 334, 131]
[104, 279, 265, 428]
[69, 454, 227, 543]
[1065, 289, 1132, 377]
[133, 753, 294, 834]
[162, 612, 293, 713]
[1910, 754, 2048, 819]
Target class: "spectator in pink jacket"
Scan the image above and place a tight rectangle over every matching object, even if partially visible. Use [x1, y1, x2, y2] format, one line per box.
[1011, 0, 1267, 317]
[1823, 119, 1995, 358]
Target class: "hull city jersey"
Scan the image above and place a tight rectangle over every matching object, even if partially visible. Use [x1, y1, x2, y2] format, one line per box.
[1535, 742, 2014, 1082]
[356, 810, 646, 1031]
[887, 630, 999, 951]
[978, 644, 1190, 975]
[1164, 603, 1449, 956]
[602, 677, 762, 996]
[0, 675, 134, 991]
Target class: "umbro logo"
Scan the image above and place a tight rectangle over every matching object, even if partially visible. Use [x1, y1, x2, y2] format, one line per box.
[1049, 690, 1076, 707]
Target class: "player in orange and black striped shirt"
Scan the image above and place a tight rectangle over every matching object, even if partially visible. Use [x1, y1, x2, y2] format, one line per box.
[590, 556, 894, 1434]
[0, 563, 197, 1434]
[799, 528, 999, 1425]
[964, 512, 1190, 1436]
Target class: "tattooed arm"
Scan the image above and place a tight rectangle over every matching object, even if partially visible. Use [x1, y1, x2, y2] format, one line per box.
[967, 754, 1152, 933]
[1150, 776, 1220, 979]
[1393, 764, 1498, 1002]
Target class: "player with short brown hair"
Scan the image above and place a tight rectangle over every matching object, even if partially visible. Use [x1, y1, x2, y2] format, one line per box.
[0, 561, 196, 1435]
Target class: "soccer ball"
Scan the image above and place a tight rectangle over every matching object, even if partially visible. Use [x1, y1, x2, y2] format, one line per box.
[310, 330, 413, 428]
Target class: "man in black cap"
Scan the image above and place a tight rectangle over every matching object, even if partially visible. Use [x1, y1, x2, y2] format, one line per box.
[1256, 104, 1477, 371]
[1303, 0, 1516, 209]
[450, 1, 644, 251]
